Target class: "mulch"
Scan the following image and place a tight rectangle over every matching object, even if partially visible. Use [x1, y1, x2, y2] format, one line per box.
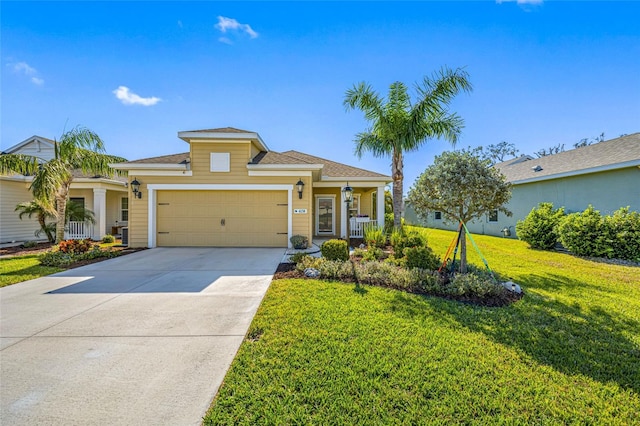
[1, 241, 146, 269]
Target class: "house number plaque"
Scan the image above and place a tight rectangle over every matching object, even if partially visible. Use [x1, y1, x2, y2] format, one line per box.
[294, 209, 307, 214]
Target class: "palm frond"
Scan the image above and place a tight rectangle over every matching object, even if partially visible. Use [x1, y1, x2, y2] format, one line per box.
[353, 132, 391, 159]
[30, 159, 71, 205]
[343, 82, 387, 124]
[57, 126, 106, 159]
[0, 154, 39, 176]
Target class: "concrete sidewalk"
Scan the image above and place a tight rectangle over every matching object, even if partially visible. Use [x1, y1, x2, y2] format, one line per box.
[0, 247, 284, 425]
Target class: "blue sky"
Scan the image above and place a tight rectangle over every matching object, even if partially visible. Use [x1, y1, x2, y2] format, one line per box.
[2, 1, 639, 192]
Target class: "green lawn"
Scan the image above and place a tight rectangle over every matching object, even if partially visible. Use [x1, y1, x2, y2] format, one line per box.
[0, 255, 63, 287]
[205, 228, 640, 425]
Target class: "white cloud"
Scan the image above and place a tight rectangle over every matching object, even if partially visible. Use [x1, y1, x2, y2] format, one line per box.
[215, 16, 259, 42]
[218, 37, 233, 45]
[113, 86, 161, 106]
[10, 61, 44, 85]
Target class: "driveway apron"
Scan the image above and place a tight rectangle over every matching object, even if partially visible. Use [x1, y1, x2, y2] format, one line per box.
[0, 247, 284, 425]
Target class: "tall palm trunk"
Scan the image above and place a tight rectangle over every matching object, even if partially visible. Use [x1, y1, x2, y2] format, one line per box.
[37, 212, 55, 243]
[392, 150, 404, 230]
[55, 185, 70, 243]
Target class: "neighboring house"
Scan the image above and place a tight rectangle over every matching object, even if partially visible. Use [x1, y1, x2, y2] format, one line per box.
[111, 127, 391, 248]
[405, 133, 640, 238]
[0, 136, 128, 243]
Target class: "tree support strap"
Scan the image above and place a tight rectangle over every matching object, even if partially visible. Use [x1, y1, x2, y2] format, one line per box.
[461, 222, 498, 283]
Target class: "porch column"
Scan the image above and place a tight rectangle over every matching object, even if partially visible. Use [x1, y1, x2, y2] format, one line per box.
[93, 188, 107, 239]
[377, 186, 385, 228]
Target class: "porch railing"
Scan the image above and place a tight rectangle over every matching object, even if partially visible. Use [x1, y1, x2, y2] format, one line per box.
[349, 218, 375, 238]
[65, 221, 93, 240]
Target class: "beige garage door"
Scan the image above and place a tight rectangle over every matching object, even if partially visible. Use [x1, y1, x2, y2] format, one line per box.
[156, 190, 288, 247]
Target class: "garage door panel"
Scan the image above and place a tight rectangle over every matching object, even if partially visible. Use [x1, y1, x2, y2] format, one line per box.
[156, 190, 287, 247]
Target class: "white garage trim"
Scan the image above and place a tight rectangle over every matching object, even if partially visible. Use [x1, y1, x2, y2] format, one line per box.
[147, 184, 293, 248]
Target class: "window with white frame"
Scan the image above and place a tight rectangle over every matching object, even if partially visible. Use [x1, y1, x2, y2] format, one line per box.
[121, 197, 129, 221]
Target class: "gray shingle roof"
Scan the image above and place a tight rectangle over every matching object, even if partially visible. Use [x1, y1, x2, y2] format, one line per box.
[495, 133, 640, 184]
[182, 127, 253, 134]
[127, 152, 190, 164]
[280, 150, 389, 178]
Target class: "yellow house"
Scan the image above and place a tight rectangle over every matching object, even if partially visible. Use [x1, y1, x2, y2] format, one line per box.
[112, 127, 391, 248]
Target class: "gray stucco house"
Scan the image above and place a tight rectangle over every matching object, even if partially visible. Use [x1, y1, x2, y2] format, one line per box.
[405, 132, 640, 238]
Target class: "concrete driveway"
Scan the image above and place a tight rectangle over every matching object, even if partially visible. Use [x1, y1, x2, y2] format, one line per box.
[0, 247, 284, 425]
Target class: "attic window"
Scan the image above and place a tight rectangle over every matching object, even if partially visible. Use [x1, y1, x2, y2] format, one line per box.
[210, 153, 230, 172]
[532, 165, 543, 172]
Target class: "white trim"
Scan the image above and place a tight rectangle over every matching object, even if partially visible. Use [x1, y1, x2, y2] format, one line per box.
[146, 183, 293, 248]
[320, 176, 391, 182]
[123, 170, 193, 177]
[2, 135, 55, 154]
[246, 164, 323, 171]
[376, 186, 385, 229]
[313, 181, 389, 188]
[315, 195, 336, 235]
[110, 163, 188, 170]
[511, 160, 640, 185]
[248, 170, 313, 177]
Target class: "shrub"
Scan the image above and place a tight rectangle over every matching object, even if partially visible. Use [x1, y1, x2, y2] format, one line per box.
[444, 272, 504, 298]
[58, 239, 93, 254]
[362, 247, 384, 261]
[603, 207, 640, 261]
[404, 246, 440, 270]
[363, 223, 386, 248]
[79, 246, 119, 261]
[391, 229, 428, 255]
[355, 262, 411, 289]
[289, 252, 311, 264]
[102, 234, 116, 243]
[317, 260, 354, 281]
[39, 251, 74, 267]
[290, 235, 308, 249]
[321, 239, 349, 261]
[296, 256, 324, 273]
[384, 254, 407, 268]
[22, 240, 38, 248]
[557, 205, 609, 257]
[516, 202, 565, 250]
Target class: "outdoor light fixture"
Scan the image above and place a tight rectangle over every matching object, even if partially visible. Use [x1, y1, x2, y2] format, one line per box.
[501, 226, 513, 237]
[342, 182, 354, 247]
[131, 177, 142, 199]
[296, 179, 305, 199]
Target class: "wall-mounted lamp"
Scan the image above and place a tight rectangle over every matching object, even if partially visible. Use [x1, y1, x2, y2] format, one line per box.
[342, 182, 353, 247]
[296, 179, 305, 199]
[131, 177, 142, 199]
[501, 226, 513, 237]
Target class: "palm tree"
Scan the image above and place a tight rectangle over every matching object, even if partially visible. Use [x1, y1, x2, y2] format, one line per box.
[1, 126, 125, 242]
[15, 200, 56, 243]
[344, 67, 472, 230]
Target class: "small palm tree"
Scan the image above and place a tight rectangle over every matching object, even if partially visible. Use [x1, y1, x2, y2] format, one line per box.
[344, 67, 472, 230]
[15, 200, 56, 243]
[1, 126, 126, 242]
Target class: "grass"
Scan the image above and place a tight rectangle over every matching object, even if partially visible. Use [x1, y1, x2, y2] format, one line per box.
[205, 227, 640, 424]
[0, 255, 63, 287]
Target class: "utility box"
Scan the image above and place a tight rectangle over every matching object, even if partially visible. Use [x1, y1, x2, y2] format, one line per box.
[122, 227, 129, 246]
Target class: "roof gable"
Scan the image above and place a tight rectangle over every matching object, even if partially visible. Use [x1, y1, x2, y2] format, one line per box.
[495, 133, 640, 184]
[2, 136, 56, 162]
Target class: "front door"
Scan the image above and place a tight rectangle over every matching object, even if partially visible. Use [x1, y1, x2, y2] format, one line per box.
[316, 196, 335, 235]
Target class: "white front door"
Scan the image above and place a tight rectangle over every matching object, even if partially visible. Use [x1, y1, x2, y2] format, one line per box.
[316, 196, 335, 235]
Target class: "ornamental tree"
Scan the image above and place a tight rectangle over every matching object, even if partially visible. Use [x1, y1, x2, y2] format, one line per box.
[407, 149, 512, 273]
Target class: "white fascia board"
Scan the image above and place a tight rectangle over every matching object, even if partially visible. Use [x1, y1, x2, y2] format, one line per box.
[246, 164, 323, 171]
[70, 181, 128, 191]
[512, 160, 640, 185]
[128, 170, 193, 177]
[0, 174, 30, 182]
[248, 170, 312, 177]
[147, 183, 293, 191]
[109, 163, 187, 171]
[178, 131, 269, 152]
[73, 177, 127, 186]
[313, 180, 390, 188]
[320, 176, 391, 182]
